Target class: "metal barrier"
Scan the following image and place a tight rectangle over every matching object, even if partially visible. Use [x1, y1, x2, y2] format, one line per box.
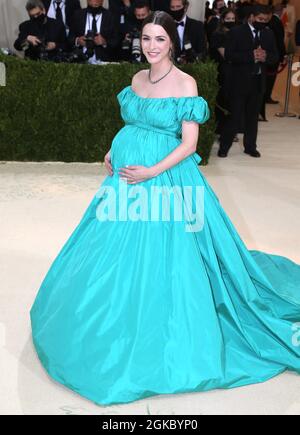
[276, 54, 297, 118]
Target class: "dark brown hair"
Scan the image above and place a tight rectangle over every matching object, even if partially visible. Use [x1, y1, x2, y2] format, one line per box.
[140, 11, 179, 61]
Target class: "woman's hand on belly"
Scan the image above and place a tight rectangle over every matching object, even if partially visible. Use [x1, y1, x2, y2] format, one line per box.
[118, 165, 157, 184]
[104, 149, 113, 176]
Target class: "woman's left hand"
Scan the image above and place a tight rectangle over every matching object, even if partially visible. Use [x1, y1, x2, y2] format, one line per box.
[118, 165, 156, 184]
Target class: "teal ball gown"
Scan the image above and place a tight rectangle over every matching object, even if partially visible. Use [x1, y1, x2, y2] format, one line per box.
[30, 85, 300, 405]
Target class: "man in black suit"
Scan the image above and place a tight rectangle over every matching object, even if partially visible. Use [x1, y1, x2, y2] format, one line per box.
[43, 0, 81, 34]
[115, 0, 151, 62]
[168, 0, 206, 64]
[14, 0, 67, 61]
[218, 4, 279, 158]
[68, 0, 121, 62]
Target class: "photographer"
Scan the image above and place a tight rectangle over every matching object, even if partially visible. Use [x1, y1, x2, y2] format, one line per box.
[68, 0, 121, 63]
[14, 0, 67, 61]
[118, 0, 151, 62]
[169, 0, 207, 64]
[43, 0, 82, 36]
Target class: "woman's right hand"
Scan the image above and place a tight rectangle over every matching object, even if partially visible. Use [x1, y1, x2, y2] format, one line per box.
[104, 150, 113, 176]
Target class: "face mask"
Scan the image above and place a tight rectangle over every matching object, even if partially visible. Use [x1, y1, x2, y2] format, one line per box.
[168, 8, 185, 22]
[30, 13, 46, 25]
[87, 5, 104, 15]
[253, 21, 267, 31]
[224, 21, 236, 29]
[135, 18, 144, 29]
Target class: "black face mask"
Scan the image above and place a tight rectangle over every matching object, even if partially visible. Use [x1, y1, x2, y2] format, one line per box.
[253, 21, 267, 31]
[30, 13, 46, 25]
[135, 18, 144, 30]
[168, 8, 185, 22]
[87, 5, 104, 15]
[224, 21, 236, 30]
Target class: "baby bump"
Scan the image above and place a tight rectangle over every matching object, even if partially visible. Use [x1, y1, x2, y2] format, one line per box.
[110, 125, 181, 170]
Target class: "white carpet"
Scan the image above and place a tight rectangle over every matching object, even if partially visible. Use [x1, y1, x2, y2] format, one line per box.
[0, 105, 300, 415]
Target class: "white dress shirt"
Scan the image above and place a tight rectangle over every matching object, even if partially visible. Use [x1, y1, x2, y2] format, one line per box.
[47, 0, 66, 25]
[176, 14, 187, 51]
[248, 22, 262, 74]
[248, 22, 261, 40]
[84, 12, 104, 63]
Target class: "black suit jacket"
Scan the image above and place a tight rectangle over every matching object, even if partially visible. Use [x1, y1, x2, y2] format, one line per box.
[224, 23, 279, 94]
[14, 17, 67, 60]
[43, 0, 82, 29]
[268, 15, 286, 63]
[68, 8, 121, 61]
[175, 17, 207, 61]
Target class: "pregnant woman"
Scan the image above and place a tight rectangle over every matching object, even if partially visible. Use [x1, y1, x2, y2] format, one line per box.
[30, 11, 300, 406]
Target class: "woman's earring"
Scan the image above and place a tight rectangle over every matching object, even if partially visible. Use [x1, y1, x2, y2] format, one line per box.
[169, 47, 173, 60]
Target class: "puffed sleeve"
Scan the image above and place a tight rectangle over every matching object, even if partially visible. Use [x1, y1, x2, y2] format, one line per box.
[117, 85, 130, 106]
[177, 96, 210, 125]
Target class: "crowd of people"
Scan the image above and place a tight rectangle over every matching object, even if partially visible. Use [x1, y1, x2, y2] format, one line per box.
[13, 0, 207, 64]
[12, 1, 297, 64]
[12, 0, 299, 158]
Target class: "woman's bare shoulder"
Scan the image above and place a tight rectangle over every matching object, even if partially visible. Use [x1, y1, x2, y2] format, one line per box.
[131, 68, 198, 97]
[131, 69, 149, 88]
[176, 70, 199, 97]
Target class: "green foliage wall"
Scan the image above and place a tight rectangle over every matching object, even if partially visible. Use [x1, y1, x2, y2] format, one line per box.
[0, 55, 218, 165]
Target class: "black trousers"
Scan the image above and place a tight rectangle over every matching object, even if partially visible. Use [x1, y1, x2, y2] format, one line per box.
[260, 63, 279, 119]
[219, 76, 264, 154]
[265, 62, 279, 100]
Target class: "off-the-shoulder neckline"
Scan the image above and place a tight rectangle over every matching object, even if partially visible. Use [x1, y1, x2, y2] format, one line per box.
[127, 85, 201, 101]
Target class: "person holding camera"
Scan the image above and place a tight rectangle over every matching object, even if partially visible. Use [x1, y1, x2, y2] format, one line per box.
[43, 0, 82, 36]
[68, 0, 121, 63]
[14, 0, 67, 61]
[169, 0, 207, 65]
[117, 0, 151, 62]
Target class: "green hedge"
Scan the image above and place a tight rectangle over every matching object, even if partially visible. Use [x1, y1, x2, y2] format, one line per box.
[0, 55, 217, 165]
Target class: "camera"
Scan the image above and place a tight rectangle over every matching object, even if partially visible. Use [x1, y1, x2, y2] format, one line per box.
[131, 29, 141, 62]
[176, 37, 201, 64]
[84, 30, 97, 58]
[0, 48, 14, 56]
[121, 28, 142, 63]
[30, 36, 49, 61]
[85, 30, 96, 49]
